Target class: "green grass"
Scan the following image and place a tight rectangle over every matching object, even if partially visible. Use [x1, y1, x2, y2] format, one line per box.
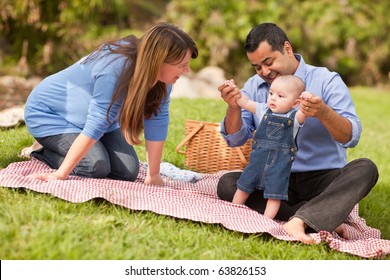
[0, 88, 389, 260]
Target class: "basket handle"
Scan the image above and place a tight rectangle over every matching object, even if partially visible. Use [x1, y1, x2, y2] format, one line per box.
[175, 122, 205, 154]
[235, 147, 248, 165]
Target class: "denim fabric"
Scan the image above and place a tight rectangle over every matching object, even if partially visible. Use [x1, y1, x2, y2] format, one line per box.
[217, 158, 378, 232]
[237, 109, 297, 200]
[32, 128, 139, 181]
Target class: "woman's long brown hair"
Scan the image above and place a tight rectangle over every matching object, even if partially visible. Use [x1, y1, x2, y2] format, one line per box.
[100, 22, 198, 145]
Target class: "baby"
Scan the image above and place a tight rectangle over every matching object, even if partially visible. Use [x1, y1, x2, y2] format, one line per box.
[222, 76, 313, 219]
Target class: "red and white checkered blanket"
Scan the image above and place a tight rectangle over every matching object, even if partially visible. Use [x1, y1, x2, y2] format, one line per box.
[1, 159, 389, 259]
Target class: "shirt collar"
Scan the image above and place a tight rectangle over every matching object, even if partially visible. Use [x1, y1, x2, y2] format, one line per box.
[293, 53, 306, 82]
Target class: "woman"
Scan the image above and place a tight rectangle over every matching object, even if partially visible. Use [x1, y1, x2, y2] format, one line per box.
[23, 22, 198, 185]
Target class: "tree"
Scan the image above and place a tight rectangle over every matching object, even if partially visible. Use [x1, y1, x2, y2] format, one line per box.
[0, 0, 153, 75]
[164, 0, 390, 86]
[1, 0, 389, 85]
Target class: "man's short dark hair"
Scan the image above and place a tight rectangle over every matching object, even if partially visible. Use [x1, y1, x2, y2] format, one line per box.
[244, 22, 290, 53]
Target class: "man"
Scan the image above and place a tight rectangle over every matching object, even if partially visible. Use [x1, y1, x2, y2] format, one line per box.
[217, 22, 378, 244]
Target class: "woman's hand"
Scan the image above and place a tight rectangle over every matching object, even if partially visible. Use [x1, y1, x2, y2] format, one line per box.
[28, 170, 68, 181]
[144, 173, 164, 186]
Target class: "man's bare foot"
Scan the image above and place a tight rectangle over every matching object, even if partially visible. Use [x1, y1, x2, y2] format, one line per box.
[283, 217, 314, 244]
[334, 224, 349, 239]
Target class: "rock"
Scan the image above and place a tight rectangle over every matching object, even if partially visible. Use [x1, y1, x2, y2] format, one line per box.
[194, 66, 226, 98]
[171, 66, 226, 99]
[0, 106, 25, 128]
[171, 75, 200, 98]
[196, 66, 226, 87]
[0, 75, 42, 111]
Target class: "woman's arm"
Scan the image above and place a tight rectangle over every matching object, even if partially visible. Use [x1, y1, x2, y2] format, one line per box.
[144, 140, 165, 186]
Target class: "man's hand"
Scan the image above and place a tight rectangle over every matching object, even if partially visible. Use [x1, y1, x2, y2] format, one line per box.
[218, 79, 241, 110]
[299, 91, 328, 118]
[299, 90, 352, 143]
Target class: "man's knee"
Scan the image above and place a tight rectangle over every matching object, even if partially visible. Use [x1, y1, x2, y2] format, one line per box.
[346, 158, 379, 196]
[351, 158, 379, 184]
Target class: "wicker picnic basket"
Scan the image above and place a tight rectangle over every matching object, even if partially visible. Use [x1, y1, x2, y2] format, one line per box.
[175, 119, 252, 173]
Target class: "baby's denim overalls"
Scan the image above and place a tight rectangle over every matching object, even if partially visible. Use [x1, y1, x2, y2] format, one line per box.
[237, 109, 298, 201]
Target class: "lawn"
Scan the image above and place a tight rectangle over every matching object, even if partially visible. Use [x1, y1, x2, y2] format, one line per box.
[0, 87, 389, 260]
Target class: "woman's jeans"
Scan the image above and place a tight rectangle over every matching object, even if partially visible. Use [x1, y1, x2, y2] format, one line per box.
[217, 158, 378, 232]
[32, 129, 139, 181]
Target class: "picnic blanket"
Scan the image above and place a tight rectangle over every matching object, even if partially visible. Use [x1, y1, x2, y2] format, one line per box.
[1, 159, 389, 259]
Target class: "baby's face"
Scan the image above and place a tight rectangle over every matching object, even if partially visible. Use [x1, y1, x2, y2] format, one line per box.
[268, 81, 298, 113]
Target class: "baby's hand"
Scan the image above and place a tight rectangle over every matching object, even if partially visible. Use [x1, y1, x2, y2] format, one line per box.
[300, 91, 313, 100]
[218, 79, 236, 93]
[222, 79, 236, 88]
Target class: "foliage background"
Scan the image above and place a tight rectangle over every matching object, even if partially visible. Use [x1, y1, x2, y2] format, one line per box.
[1, 0, 389, 261]
[1, 0, 390, 87]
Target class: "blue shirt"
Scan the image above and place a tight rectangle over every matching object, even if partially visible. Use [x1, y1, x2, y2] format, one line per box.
[25, 46, 171, 142]
[220, 54, 361, 172]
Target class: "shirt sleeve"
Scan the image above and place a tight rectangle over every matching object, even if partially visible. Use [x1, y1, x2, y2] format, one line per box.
[82, 56, 122, 140]
[220, 118, 252, 147]
[143, 85, 171, 141]
[220, 75, 265, 147]
[322, 73, 362, 148]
